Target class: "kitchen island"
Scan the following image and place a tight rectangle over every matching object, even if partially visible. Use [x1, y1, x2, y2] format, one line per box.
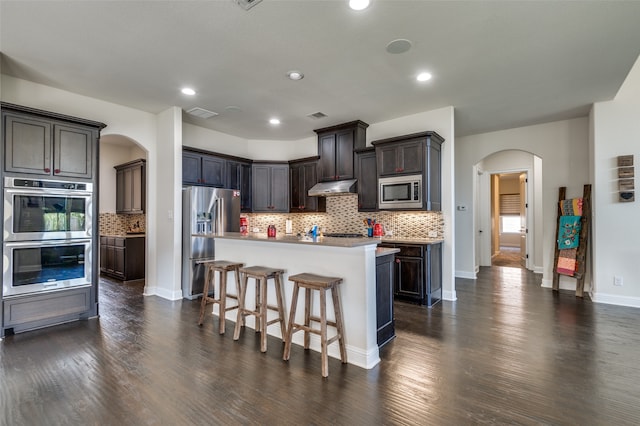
[210, 232, 384, 369]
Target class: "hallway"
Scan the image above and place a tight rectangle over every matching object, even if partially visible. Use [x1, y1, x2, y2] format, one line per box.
[1, 269, 639, 425]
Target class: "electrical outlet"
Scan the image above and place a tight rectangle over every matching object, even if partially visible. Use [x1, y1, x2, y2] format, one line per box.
[614, 276, 623, 286]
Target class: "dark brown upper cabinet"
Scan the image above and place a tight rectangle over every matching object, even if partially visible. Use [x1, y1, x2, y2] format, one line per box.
[289, 157, 326, 213]
[227, 159, 252, 212]
[115, 159, 146, 214]
[314, 120, 368, 182]
[372, 131, 444, 211]
[182, 149, 225, 187]
[377, 139, 424, 176]
[3, 111, 98, 179]
[355, 147, 377, 212]
[252, 162, 289, 213]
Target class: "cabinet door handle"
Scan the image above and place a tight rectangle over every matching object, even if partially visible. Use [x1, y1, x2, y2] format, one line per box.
[44, 168, 51, 173]
[395, 259, 401, 264]
[54, 169, 60, 174]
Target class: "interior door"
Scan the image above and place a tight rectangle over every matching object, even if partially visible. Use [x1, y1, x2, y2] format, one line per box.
[519, 173, 527, 267]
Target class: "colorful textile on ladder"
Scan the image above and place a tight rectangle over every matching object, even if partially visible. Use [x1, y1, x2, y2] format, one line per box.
[558, 215, 582, 249]
[557, 248, 578, 276]
[560, 198, 583, 216]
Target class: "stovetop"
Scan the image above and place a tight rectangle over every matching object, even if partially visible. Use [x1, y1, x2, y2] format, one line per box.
[324, 233, 364, 238]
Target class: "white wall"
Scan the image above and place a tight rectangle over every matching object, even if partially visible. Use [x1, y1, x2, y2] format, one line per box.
[591, 55, 640, 307]
[148, 107, 183, 300]
[183, 123, 250, 158]
[456, 118, 590, 288]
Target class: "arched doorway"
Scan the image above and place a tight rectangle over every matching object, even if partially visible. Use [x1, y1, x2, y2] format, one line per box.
[474, 150, 542, 273]
[98, 134, 149, 285]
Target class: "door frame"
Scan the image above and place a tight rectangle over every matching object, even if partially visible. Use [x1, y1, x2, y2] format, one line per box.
[476, 167, 533, 271]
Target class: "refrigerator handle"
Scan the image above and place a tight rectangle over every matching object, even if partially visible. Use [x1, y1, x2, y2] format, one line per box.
[215, 197, 223, 234]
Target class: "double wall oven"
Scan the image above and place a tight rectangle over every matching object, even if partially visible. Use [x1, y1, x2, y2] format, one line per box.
[3, 177, 93, 297]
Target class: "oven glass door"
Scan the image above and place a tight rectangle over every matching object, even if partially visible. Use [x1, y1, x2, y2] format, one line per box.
[4, 190, 92, 241]
[3, 240, 92, 297]
[382, 182, 413, 202]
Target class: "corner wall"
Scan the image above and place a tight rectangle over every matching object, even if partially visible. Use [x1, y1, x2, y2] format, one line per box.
[590, 55, 640, 307]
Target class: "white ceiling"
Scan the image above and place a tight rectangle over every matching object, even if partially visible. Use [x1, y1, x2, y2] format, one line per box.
[1, 1, 639, 141]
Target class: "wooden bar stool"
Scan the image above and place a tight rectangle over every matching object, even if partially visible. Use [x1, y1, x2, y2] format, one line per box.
[197, 260, 244, 334]
[233, 266, 287, 353]
[283, 273, 347, 377]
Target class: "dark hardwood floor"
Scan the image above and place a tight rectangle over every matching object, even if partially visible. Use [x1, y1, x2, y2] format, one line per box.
[2, 267, 640, 425]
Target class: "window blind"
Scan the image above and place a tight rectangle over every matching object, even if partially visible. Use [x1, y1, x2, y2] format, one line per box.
[500, 193, 520, 215]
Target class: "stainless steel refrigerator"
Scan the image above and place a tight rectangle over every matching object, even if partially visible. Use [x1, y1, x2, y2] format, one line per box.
[182, 186, 240, 299]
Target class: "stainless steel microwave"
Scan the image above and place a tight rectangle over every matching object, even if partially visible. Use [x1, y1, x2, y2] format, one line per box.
[378, 174, 422, 210]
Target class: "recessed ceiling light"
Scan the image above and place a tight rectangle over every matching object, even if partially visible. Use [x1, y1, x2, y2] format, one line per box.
[181, 87, 196, 96]
[417, 72, 432, 82]
[287, 70, 304, 81]
[349, 0, 370, 11]
[269, 118, 281, 125]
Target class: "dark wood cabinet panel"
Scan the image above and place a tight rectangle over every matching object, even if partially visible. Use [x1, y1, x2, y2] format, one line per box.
[182, 151, 202, 184]
[335, 130, 355, 180]
[182, 150, 226, 187]
[53, 124, 93, 178]
[318, 134, 337, 182]
[4, 114, 52, 176]
[201, 155, 225, 187]
[252, 163, 289, 213]
[377, 139, 423, 176]
[376, 253, 396, 347]
[372, 131, 444, 211]
[426, 140, 442, 211]
[3, 113, 95, 179]
[396, 256, 424, 300]
[315, 120, 368, 182]
[100, 236, 145, 282]
[115, 159, 145, 214]
[379, 242, 442, 306]
[289, 157, 326, 213]
[355, 148, 377, 212]
[227, 160, 252, 212]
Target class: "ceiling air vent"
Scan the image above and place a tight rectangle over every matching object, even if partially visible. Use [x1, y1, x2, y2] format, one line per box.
[307, 112, 328, 120]
[235, 0, 263, 11]
[186, 107, 219, 119]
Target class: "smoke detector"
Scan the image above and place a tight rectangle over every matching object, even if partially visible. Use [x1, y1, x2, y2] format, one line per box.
[235, 0, 263, 10]
[186, 107, 219, 119]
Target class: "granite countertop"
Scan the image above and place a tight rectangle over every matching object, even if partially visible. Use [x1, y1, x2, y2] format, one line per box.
[379, 236, 444, 245]
[376, 247, 400, 257]
[201, 232, 381, 248]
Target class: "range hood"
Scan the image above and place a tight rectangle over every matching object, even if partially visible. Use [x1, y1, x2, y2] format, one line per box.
[308, 179, 357, 197]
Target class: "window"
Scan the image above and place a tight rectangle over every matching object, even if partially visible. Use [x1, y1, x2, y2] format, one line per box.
[500, 193, 521, 233]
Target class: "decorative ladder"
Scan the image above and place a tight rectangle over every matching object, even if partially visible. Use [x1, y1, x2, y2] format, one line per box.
[552, 184, 592, 297]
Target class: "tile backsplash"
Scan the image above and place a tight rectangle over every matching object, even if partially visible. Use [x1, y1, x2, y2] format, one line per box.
[247, 194, 443, 239]
[99, 213, 146, 235]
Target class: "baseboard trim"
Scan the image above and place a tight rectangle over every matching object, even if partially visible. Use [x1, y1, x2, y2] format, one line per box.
[590, 292, 640, 308]
[144, 286, 183, 301]
[442, 290, 457, 301]
[455, 270, 476, 279]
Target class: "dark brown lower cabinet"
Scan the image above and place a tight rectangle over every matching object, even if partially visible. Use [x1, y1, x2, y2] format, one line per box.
[100, 236, 145, 281]
[376, 252, 396, 347]
[379, 242, 442, 306]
